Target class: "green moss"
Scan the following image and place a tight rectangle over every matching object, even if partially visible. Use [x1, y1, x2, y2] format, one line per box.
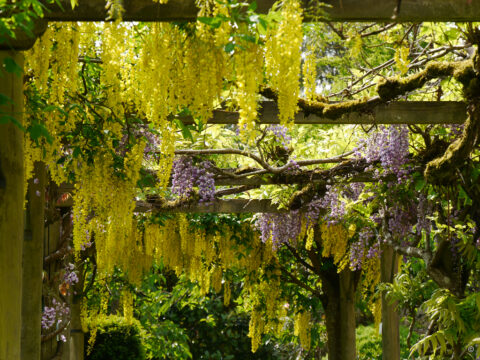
[377, 60, 474, 101]
[263, 59, 475, 122]
[424, 100, 480, 184]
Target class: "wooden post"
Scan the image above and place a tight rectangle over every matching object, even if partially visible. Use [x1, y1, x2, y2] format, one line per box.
[69, 262, 85, 360]
[41, 218, 61, 359]
[0, 50, 25, 360]
[320, 264, 358, 360]
[381, 245, 400, 360]
[21, 162, 46, 360]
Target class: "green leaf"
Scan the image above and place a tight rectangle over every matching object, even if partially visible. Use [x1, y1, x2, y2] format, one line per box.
[235, 33, 257, 43]
[3, 57, 23, 77]
[257, 16, 268, 35]
[224, 42, 235, 53]
[414, 178, 426, 191]
[28, 121, 53, 144]
[174, 118, 194, 143]
[197, 16, 223, 29]
[70, 0, 78, 9]
[31, 1, 45, 17]
[72, 147, 82, 158]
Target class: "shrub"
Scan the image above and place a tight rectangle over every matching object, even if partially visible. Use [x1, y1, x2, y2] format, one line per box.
[85, 315, 146, 360]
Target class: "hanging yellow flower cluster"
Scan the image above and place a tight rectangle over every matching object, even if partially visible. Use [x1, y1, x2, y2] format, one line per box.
[394, 45, 410, 75]
[234, 40, 264, 141]
[144, 216, 291, 352]
[144, 218, 272, 297]
[101, 22, 127, 121]
[320, 222, 351, 272]
[303, 44, 317, 102]
[248, 308, 265, 353]
[23, 23, 80, 186]
[361, 255, 382, 329]
[72, 141, 145, 278]
[265, 0, 303, 127]
[294, 309, 312, 350]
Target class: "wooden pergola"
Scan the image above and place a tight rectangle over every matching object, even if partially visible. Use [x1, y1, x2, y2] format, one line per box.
[1, 1, 478, 359]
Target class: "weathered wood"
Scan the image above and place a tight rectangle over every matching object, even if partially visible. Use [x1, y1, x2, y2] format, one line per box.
[0, 50, 24, 360]
[0, 20, 47, 50]
[21, 162, 46, 360]
[136, 198, 285, 213]
[381, 245, 400, 360]
[41, 218, 62, 359]
[69, 260, 84, 360]
[177, 101, 467, 125]
[319, 260, 359, 360]
[40, 0, 480, 23]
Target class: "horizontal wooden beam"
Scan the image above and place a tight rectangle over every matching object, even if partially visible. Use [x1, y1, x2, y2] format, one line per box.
[56, 194, 284, 213]
[178, 101, 467, 125]
[41, 0, 480, 23]
[137, 199, 283, 213]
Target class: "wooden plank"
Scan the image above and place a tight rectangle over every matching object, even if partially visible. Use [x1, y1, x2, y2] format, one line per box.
[41, 0, 480, 23]
[136, 199, 284, 213]
[56, 196, 285, 213]
[177, 101, 467, 125]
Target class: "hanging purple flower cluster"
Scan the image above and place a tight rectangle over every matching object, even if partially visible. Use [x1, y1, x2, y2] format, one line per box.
[416, 193, 432, 237]
[349, 227, 379, 270]
[319, 185, 346, 225]
[41, 298, 70, 334]
[63, 263, 79, 287]
[388, 206, 415, 240]
[355, 125, 410, 182]
[267, 125, 292, 150]
[171, 156, 215, 204]
[305, 197, 322, 229]
[255, 210, 302, 249]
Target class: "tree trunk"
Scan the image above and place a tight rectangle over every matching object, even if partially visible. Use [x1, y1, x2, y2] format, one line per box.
[381, 244, 400, 360]
[0, 50, 24, 360]
[21, 162, 46, 360]
[321, 267, 357, 360]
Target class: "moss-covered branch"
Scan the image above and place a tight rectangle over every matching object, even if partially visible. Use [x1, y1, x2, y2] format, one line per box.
[424, 100, 480, 184]
[260, 87, 382, 120]
[261, 59, 474, 121]
[376, 59, 474, 100]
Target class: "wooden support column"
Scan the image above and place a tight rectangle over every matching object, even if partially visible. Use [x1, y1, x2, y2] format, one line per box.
[21, 162, 46, 360]
[0, 50, 25, 360]
[381, 245, 400, 360]
[69, 261, 85, 360]
[321, 267, 358, 360]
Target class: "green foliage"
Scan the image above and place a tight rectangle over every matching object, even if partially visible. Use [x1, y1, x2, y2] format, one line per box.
[356, 324, 419, 360]
[85, 315, 146, 360]
[356, 325, 382, 360]
[380, 269, 436, 314]
[411, 290, 480, 358]
[137, 266, 280, 359]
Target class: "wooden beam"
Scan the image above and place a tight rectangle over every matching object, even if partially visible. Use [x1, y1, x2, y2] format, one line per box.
[41, 0, 480, 23]
[137, 198, 284, 213]
[57, 196, 284, 213]
[178, 101, 467, 125]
